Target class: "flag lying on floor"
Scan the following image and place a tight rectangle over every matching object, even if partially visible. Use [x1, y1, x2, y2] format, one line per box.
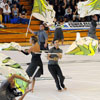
[32, 0, 55, 25]
[65, 37, 98, 56]
[0, 42, 21, 51]
[0, 53, 29, 94]
[77, 0, 100, 17]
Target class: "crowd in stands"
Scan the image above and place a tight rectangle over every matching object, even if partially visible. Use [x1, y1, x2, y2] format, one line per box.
[49, 0, 100, 22]
[0, 0, 29, 24]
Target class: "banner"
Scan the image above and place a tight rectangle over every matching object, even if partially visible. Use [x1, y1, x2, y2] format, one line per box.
[32, 0, 55, 25]
[77, 0, 100, 17]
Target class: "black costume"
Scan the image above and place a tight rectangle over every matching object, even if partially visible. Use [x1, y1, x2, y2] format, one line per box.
[48, 47, 65, 90]
[21, 51, 43, 78]
[88, 19, 98, 40]
[54, 22, 64, 40]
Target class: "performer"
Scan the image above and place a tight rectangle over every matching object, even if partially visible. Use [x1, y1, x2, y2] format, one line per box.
[0, 74, 31, 100]
[19, 36, 43, 92]
[88, 15, 98, 40]
[28, 24, 49, 50]
[47, 39, 67, 91]
[53, 20, 64, 45]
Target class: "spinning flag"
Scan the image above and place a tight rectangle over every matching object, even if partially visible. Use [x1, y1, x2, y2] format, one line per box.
[65, 37, 98, 56]
[0, 53, 29, 94]
[77, 0, 100, 17]
[32, 0, 55, 25]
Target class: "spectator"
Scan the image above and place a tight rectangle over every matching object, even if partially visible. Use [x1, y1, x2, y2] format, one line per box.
[19, 5, 29, 24]
[70, 0, 76, 12]
[73, 5, 80, 22]
[12, 0, 20, 8]
[19, 5, 27, 19]
[0, 0, 8, 8]
[7, 0, 12, 4]
[12, 4, 19, 17]
[11, 4, 20, 23]
[3, 4, 11, 23]
[0, 8, 3, 23]
[64, 6, 72, 21]
[7, 1, 13, 9]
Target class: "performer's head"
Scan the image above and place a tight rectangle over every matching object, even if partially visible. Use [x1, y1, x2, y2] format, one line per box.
[53, 39, 59, 48]
[92, 15, 98, 21]
[30, 36, 38, 44]
[40, 24, 45, 30]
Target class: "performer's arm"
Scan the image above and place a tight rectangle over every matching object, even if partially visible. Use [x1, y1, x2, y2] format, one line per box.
[8, 74, 31, 83]
[47, 54, 58, 61]
[18, 89, 32, 100]
[57, 53, 62, 59]
[28, 28, 37, 36]
[44, 39, 48, 48]
[43, 31, 48, 48]
[21, 50, 29, 55]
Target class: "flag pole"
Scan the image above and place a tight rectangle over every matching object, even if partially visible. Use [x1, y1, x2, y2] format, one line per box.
[26, 14, 33, 37]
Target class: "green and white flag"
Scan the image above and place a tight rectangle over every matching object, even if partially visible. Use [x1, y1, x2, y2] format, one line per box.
[78, 0, 100, 17]
[32, 0, 55, 25]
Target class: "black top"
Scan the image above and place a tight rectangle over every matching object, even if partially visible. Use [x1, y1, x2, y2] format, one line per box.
[48, 47, 62, 65]
[20, 9, 27, 15]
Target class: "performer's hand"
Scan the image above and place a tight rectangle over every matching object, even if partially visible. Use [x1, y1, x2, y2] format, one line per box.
[44, 43, 47, 48]
[53, 57, 58, 61]
[27, 80, 32, 84]
[17, 49, 21, 52]
[25, 88, 32, 93]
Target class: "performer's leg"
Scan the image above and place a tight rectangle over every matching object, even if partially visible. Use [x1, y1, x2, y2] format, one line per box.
[48, 65, 62, 91]
[56, 64, 67, 90]
[31, 79, 35, 92]
[61, 39, 64, 45]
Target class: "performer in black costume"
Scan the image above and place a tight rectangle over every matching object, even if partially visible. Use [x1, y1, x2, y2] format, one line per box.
[47, 39, 67, 91]
[20, 36, 43, 92]
[88, 15, 98, 40]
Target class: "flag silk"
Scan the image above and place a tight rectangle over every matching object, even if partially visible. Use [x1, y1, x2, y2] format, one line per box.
[77, 0, 100, 17]
[32, 0, 55, 25]
[65, 37, 98, 56]
[0, 53, 29, 94]
[0, 42, 21, 51]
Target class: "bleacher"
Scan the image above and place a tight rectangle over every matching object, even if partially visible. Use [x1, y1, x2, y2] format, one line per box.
[0, 0, 100, 46]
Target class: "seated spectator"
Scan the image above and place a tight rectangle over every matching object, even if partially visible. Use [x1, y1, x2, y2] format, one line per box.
[7, 0, 13, 9]
[73, 5, 80, 22]
[70, 0, 75, 12]
[11, 4, 20, 23]
[12, 0, 20, 4]
[19, 5, 29, 24]
[19, 5, 27, 19]
[7, 0, 12, 4]
[0, 0, 8, 8]
[12, 0, 20, 8]
[12, 4, 19, 17]
[64, 6, 72, 21]
[3, 4, 11, 23]
[0, 8, 3, 23]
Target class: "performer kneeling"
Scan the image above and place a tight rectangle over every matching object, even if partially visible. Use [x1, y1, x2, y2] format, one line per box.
[47, 39, 67, 91]
[20, 36, 43, 92]
[0, 74, 31, 100]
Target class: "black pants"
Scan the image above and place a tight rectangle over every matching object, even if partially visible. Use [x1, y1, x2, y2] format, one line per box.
[48, 64, 65, 90]
[40, 42, 49, 50]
